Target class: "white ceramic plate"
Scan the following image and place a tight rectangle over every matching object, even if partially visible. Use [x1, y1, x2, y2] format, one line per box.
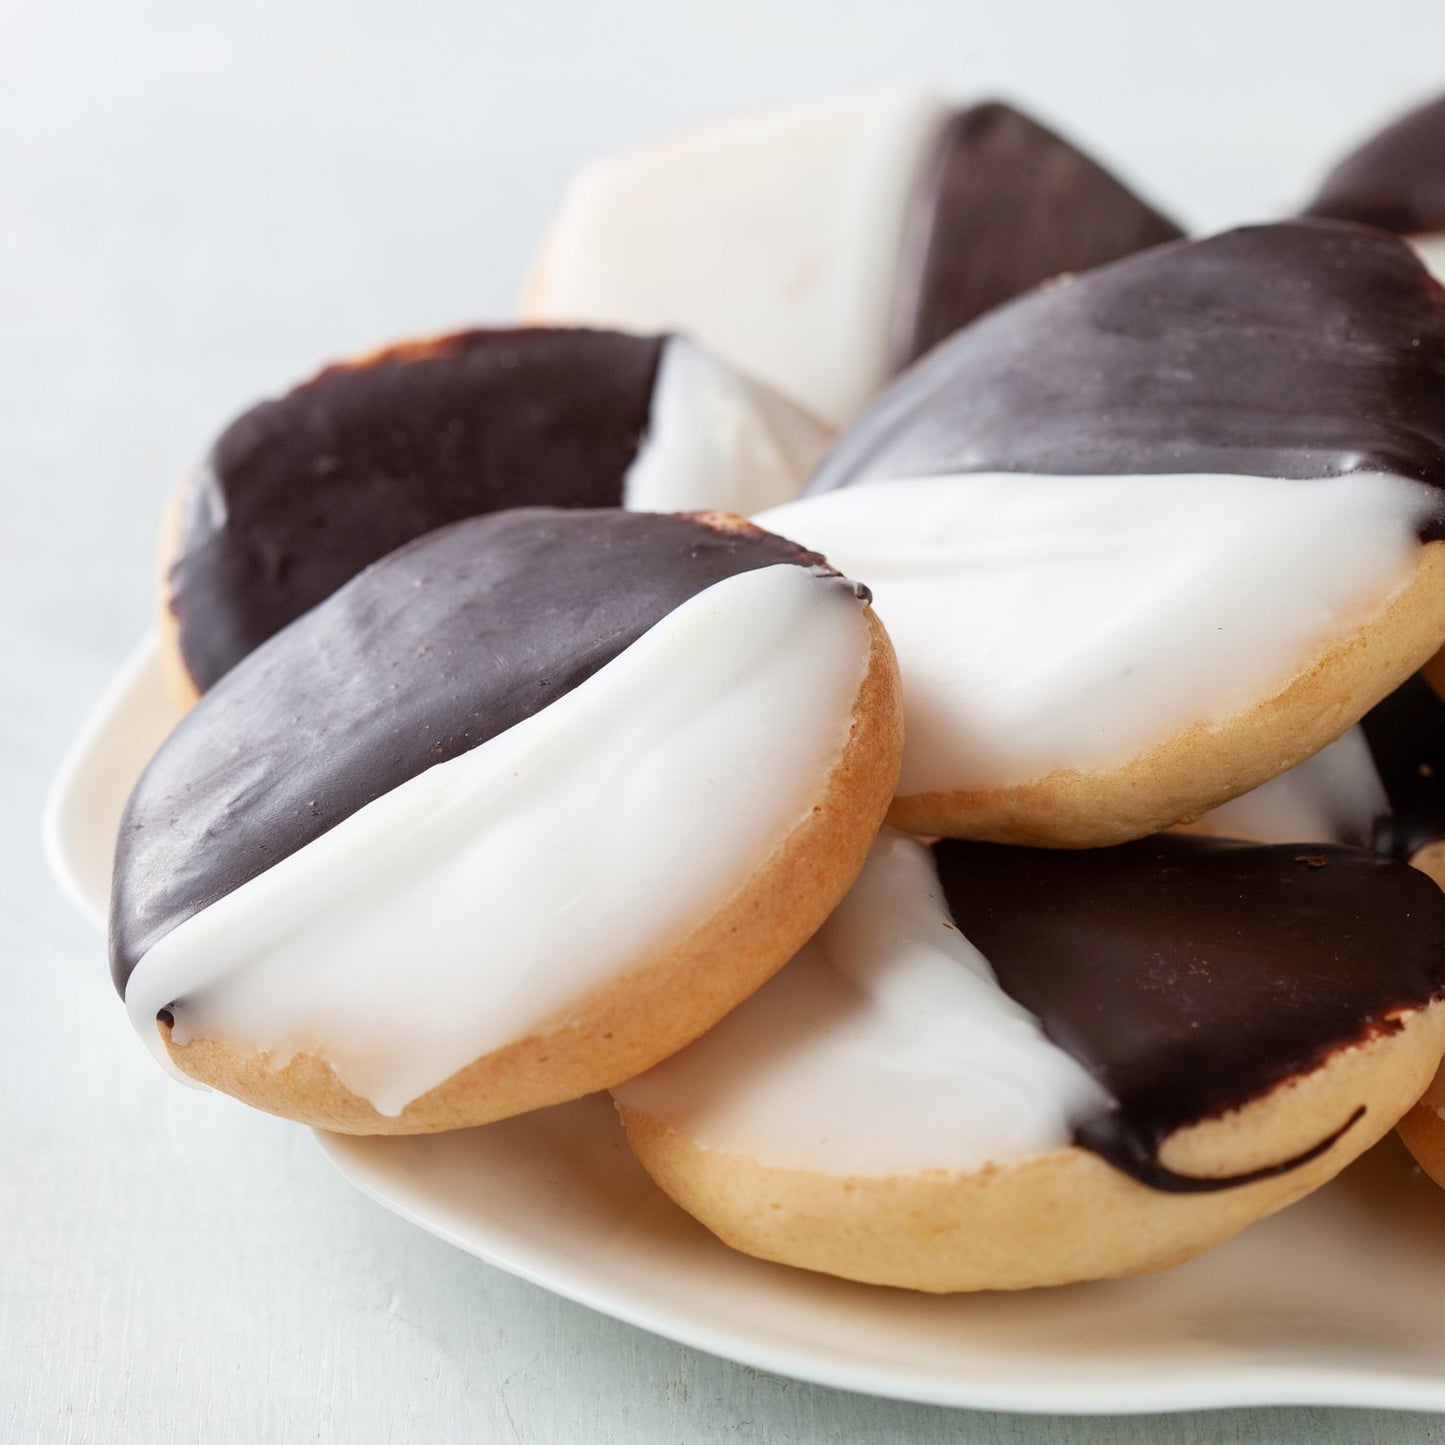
[46, 638, 1445, 1414]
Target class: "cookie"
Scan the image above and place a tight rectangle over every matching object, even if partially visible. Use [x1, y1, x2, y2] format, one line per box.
[1304, 92, 1445, 280]
[757, 222, 1445, 846]
[161, 326, 829, 698]
[615, 831, 1445, 1292]
[115, 509, 903, 1133]
[524, 87, 1180, 426]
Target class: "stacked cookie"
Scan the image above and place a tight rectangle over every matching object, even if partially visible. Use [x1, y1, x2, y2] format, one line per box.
[524, 87, 1181, 428]
[112, 90, 1445, 1293]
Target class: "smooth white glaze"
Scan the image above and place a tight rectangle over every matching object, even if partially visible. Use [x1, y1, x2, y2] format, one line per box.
[1408, 233, 1445, 285]
[125, 565, 872, 1116]
[1188, 727, 1387, 845]
[531, 87, 946, 428]
[757, 471, 1436, 796]
[623, 336, 831, 516]
[614, 830, 1109, 1176]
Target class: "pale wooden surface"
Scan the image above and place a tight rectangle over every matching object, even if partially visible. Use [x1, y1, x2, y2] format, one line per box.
[9, 1, 1445, 1439]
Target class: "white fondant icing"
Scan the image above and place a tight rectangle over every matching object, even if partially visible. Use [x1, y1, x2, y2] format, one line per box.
[614, 830, 1109, 1176]
[756, 472, 1436, 796]
[125, 564, 871, 1116]
[531, 87, 947, 428]
[1188, 727, 1387, 846]
[1408, 233, 1445, 285]
[623, 336, 830, 516]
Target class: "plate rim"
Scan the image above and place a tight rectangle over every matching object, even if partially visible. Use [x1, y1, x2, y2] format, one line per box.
[42, 633, 164, 926]
[51, 634, 1445, 1418]
[314, 1120, 1445, 1417]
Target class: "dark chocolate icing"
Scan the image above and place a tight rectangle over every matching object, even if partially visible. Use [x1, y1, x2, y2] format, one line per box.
[114, 509, 850, 992]
[932, 834, 1445, 1191]
[890, 102, 1182, 370]
[811, 222, 1445, 539]
[1305, 94, 1445, 234]
[1363, 672, 1445, 860]
[170, 328, 667, 691]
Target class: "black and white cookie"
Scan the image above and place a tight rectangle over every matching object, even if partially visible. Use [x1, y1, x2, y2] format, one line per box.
[617, 831, 1445, 1291]
[119, 509, 902, 1133]
[759, 222, 1445, 845]
[524, 88, 1181, 426]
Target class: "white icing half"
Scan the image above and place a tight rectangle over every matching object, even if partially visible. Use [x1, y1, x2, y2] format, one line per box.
[623, 336, 831, 516]
[1189, 727, 1387, 846]
[756, 472, 1436, 795]
[532, 87, 946, 428]
[125, 565, 871, 1116]
[1408, 233, 1445, 286]
[614, 831, 1109, 1177]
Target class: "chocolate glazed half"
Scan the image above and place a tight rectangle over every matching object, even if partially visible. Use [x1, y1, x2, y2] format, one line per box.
[932, 835, 1445, 1192]
[115, 508, 849, 993]
[811, 220, 1445, 538]
[1304, 93, 1445, 234]
[889, 101, 1182, 370]
[170, 328, 666, 690]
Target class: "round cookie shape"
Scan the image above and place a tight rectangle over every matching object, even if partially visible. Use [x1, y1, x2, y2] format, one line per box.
[761, 223, 1445, 845]
[525, 87, 1180, 427]
[165, 326, 828, 694]
[115, 509, 903, 1133]
[615, 832, 1445, 1292]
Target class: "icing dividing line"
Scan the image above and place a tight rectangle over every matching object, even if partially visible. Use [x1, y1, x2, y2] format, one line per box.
[126, 564, 873, 1116]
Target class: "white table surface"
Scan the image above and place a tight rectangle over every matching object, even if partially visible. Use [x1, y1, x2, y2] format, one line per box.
[10, 1, 1445, 1438]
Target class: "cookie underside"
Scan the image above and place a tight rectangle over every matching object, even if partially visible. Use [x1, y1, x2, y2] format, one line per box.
[619, 1001, 1445, 1292]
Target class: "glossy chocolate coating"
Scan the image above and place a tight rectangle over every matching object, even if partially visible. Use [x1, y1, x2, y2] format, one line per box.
[114, 509, 844, 992]
[811, 222, 1445, 537]
[933, 834, 1445, 1191]
[1305, 94, 1445, 234]
[170, 328, 666, 691]
[890, 102, 1182, 370]
[1364, 672, 1445, 860]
